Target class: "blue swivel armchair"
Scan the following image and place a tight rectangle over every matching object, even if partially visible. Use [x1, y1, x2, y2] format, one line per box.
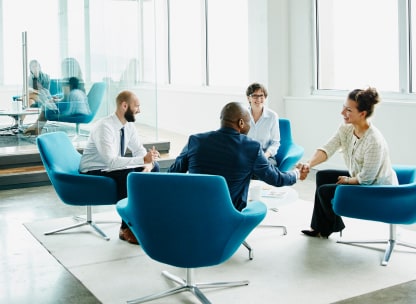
[37, 131, 118, 240]
[275, 118, 304, 171]
[333, 165, 416, 266]
[45, 82, 106, 136]
[117, 172, 267, 304]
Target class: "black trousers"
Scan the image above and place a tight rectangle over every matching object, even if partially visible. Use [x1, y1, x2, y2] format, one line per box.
[85, 162, 160, 229]
[310, 169, 348, 236]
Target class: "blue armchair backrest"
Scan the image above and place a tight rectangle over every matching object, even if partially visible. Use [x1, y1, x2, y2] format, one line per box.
[117, 172, 267, 268]
[45, 82, 106, 123]
[49, 79, 63, 96]
[87, 82, 106, 116]
[37, 131, 81, 175]
[393, 165, 416, 184]
[37, 131, 118, 205]
[275, 118, 304, 171]
[275, 118, 293, 160]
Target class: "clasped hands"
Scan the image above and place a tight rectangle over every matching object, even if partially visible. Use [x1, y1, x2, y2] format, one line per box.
[295, 163, 351, 184]
[295, 162, 310, 181]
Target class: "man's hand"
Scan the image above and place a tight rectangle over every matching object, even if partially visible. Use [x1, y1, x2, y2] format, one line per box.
[296, 162, 310, 180]
[143, 146, 160, 164]
[141, 164, 153, 172]
[149, 145, 160, 159]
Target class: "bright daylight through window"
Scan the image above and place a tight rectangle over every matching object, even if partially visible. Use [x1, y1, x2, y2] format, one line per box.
[317, 0, 400, 93]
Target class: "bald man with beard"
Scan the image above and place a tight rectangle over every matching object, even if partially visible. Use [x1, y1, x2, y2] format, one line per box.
[80, 90, 160, 244]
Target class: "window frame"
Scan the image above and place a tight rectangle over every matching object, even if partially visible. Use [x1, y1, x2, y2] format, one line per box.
[313, 0, 416, 99]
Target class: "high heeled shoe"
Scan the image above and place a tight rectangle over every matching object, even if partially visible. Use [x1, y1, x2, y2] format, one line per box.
[301, 230, 320, 237]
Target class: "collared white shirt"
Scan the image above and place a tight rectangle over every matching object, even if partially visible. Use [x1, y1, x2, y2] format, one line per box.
[247, 106, 280, 156]
[79, 113, 147, 172]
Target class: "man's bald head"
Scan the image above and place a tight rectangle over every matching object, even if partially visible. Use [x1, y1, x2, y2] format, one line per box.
[115, 90, 140, 123]
[220, 102, 251, 135]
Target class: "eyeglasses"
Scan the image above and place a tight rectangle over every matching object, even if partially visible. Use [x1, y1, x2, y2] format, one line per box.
[250, 94, 265, 99]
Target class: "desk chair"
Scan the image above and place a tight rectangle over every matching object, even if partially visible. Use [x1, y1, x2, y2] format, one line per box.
[117, 172, 267, 304]
[37, 131, 118, 240]
[333, 165, 416, 266]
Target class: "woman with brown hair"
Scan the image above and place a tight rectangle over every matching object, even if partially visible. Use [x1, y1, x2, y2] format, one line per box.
[300, 87, 397, 238]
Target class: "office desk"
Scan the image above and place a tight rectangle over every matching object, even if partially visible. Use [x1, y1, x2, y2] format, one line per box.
[0, 108, 40, 134]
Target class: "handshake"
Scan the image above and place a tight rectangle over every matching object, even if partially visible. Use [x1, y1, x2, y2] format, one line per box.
[295, 162, 311, 181]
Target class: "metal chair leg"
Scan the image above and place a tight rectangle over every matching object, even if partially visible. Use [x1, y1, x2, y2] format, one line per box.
[242, 208, 287, 260]
[242, 240, 254, 260]
[337, 224, 416, 266]
[126, 268, 248, 304]
[44, 206, 116, 240]
[258, 207, 287, 234]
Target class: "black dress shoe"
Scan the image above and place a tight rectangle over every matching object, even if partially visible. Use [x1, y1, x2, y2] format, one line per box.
[301, 230, 320, 237]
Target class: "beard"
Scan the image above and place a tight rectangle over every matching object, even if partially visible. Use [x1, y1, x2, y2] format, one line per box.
[124, 107, 136, 122]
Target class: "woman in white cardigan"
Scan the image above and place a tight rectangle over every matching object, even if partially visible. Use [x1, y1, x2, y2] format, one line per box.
[300, 87, 397, 238]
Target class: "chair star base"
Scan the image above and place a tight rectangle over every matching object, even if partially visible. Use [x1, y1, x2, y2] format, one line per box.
[44, 219, 110, 240]
[242, 208, 287, 260]
[337, 224, 416, 266]
[261, 206, 288, 234]
[43, 206, 118, 241]
[260, 223, 287, 235]
[126, 268, 249, 304]
[242, 241, 254, 260]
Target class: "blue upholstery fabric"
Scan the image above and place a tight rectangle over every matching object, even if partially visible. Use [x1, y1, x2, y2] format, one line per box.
[36, 131, 117, 205]
[275, 118, 304, 171]
[49, 78, 63, 97]
[117, 172, 267, 268]
[45, 82, 106, 124]
[333, 166, 416, 225]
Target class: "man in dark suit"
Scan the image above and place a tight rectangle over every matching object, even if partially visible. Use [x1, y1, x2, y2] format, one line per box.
[168, 101, 305, 211]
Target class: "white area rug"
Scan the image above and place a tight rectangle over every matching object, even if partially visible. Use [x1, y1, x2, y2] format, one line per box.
[24, 199, 416, 304]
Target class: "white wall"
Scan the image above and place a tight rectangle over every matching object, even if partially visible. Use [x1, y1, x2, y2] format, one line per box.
[285, 96, 416, 169]
[156, 86, 245, 135]
[284, 0, 416, 168]
[155, 0, 416, 169]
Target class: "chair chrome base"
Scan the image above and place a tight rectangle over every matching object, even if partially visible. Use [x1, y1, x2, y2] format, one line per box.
[261, 207, 287, 235]
[126, 268, 249, 304]
[259, 223, 287, 235]
[242, 241, 254, 260]
[242, 208, 287, 260]
[44, 206, 118, 240]
[337, 224, 416, 266]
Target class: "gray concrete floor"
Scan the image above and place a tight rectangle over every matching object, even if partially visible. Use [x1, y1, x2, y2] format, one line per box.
[0, 185, 108, 303]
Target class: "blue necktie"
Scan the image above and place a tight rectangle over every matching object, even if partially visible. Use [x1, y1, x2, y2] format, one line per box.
[120, 127, 125, 157]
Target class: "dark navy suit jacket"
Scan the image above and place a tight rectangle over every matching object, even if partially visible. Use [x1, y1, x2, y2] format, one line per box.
[168, 127, 297, 211]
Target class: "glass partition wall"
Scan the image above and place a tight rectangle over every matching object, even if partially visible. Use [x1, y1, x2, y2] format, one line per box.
[0, 0, 158, 145]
